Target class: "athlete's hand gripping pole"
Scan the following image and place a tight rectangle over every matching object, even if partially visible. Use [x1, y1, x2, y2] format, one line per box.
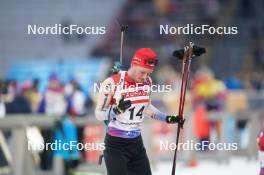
[166, 115, 185, 128]
[113, 95, 132, 115]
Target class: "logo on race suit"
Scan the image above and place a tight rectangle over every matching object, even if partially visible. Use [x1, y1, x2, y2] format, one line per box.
[122, 89, 150, 98]
[133, 56, 142, 62]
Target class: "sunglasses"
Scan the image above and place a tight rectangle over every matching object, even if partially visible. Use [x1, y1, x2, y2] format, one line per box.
[145, 59, 158, 66]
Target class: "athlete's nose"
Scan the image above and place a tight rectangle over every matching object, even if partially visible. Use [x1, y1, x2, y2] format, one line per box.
[142, 73, 148, 80]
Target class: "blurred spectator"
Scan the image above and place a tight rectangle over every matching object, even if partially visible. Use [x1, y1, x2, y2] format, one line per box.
[191, 67, 226, 108]
[54, 115, 80, 174]
[31, 79, 42, 112]
[251, 72, 263, 90]
[66, 80, 86, 117]
[21, 79, 42, 113]
[224, 76, 244, 90]
[38, 75, 67, 170]
[7, 80, 17, 99]
[5, 80, 31, 114]
[193, 104, 210, 150]
[191, 67, 227, 146]
[5, 94, 31, 114]
[38, 74, 67, 117]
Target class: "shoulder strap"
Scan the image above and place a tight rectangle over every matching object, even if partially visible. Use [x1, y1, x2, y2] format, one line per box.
[112, 71, 126, 99]
[118, 71, 126, 90]
[147, 76, 152, 85]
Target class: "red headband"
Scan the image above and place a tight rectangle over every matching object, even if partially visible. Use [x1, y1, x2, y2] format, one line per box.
[131, 48, 158, 69]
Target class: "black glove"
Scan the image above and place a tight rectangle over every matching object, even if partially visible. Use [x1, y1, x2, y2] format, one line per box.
[166, 115, 185, 128]
[113, 96, 131, 114]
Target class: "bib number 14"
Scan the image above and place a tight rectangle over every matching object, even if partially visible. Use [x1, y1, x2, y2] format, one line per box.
[128, 106, 145, 120]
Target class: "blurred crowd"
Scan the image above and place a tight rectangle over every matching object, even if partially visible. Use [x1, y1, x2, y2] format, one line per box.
[92, 0, 226, 67]
[0, 63, 262, 119]
[156, 64, 263, 153]
[0, 74, 93, 119]
[92, 0, 263, 87]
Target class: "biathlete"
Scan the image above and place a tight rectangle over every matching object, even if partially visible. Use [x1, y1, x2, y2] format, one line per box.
[95, 48, 185, 175]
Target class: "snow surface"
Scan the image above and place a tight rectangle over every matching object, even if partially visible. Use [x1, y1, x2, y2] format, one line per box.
[153, 157, 258, 175]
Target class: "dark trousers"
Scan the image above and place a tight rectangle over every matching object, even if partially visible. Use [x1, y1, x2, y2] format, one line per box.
[104, 134, 152, 175]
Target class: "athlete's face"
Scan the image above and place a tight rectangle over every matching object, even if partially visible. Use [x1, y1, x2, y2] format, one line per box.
[131, 64, 153, 83]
